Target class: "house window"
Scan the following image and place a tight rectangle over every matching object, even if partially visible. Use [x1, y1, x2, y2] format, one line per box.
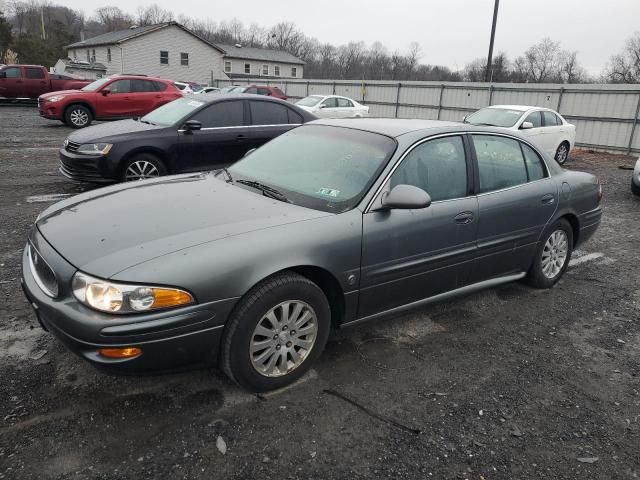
[91, 49, 96, 62]
[274, 65, 280, 76]
[86, 49, 90, 62]
[73, 50, 77, 59]
[107, 48, 111, 63]
[160, 50, 169, 65]
[181, 53, 189, 66]
[262, 64, 269, 76]
[224, 60, 232, 73]
[291, 67, 297, 77]
[244, 63, 250, 74]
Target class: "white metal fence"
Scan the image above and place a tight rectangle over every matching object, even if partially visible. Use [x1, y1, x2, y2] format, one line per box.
[215, 78, 640, 155]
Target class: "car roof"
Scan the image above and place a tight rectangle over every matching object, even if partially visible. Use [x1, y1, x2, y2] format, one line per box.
[486, 104, 557, 113]
[183, 93, 295, 104]
[309, 118, 459, 137]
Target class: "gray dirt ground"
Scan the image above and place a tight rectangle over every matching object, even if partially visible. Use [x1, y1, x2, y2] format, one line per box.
[0, 107, 639, 480]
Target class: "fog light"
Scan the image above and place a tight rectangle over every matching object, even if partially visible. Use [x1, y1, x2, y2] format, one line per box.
[98, 347, 142, 359]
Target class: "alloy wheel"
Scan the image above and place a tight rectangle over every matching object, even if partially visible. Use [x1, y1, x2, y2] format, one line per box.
[556, 144, 568, 164]
[249, 300, 318, 377]
[124, 161, 160, 181]
[70, 109, 89, 127]
[541, 229, 569, 279]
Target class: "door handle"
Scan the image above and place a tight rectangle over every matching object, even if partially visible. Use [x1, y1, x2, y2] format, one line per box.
[454, 211, 474, 224]
[541, 194, 555, 205]
[236, 134, 247, 141]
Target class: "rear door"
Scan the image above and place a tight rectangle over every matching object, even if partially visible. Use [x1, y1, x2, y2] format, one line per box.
[470, 134, 557, 282]
[0, 66, 24, 98]
[540, 110, 565, 156]
[336, 97, 356, 118]
[131, 79, 163, 115]
[245, 99, 298, 152]
[359, 135, 478, 318]
[177, 99, 247, 172]
[23, 67, 48, 98]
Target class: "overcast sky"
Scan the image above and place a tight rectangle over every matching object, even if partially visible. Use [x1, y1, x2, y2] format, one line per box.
[57, 0, 638, 74]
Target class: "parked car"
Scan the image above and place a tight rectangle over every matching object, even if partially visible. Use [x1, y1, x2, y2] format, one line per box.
[0, 64, 91, 98]
[196, 87, 221, 94]
[58, 94, 316, 183]
[296, 95, 370, 118]
[632, 157, 640, 195]
[23, 119, 603, 391]
[234, 85, 287, 100]
[173, 81, 195, 95]
[38, 75, 182, 129]
[464, 105, 576, 165]
[219, 85, 245, 93]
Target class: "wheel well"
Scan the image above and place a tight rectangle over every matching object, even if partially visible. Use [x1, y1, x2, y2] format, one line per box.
[288, 266, 345, 329]
[120, 149, 169, 174]
[64, 102, 94, 119]
[560, 213, 580, 247]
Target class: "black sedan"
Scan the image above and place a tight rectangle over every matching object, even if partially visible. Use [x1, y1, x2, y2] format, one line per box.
[58, 94, 316, 183]
[23, 119, 602, 392]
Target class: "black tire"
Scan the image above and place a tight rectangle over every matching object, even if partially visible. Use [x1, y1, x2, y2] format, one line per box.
[64, 104, 92, 129]
[632, 179, 640, 196]
[554, 141, 570, 165]
[220, 272, 331, 392]
[120, 153, 167, 182]
[527, 219, 574, 289]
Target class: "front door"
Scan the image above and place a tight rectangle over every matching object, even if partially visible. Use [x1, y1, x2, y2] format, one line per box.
[0, 66, 24, 98]
[517, 110, 546, 151]
[470, 134, 558, 282]
[358, 135, 478, 318]
[96, 79, 136, 118]
[177, 99, 248, 172]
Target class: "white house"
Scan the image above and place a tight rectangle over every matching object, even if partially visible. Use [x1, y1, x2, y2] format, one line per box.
[64, 22, 304, 85]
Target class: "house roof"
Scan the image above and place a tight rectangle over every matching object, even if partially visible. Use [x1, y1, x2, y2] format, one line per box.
[65, 22, 225, 54]
[216, 44, 305, 65]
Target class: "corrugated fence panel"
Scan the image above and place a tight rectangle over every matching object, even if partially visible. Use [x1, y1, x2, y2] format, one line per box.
[334, 84, 363, 99]
[442, 87, 490, 110]
[439, 108, 476, 122]
[492, 89, 560, 109]
[573, 119, 632, 149]
[397, 105, 439, 120]
[283, 82, 307, 98]
[561, 91, 638, 119]
[307, 83, 333, 96]
[365, 84, 398, 104]
[631, 125, 640, 152]
[399, 85, 441, 107]
[368, 103, 396, 118]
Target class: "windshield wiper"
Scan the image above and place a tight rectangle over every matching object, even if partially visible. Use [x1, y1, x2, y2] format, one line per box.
[214, 167, 233, 183]
[236, 179, 290, 203]
[139, 119, 155, 125]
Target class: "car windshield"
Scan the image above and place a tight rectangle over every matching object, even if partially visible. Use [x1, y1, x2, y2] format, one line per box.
[228, 125, 397, 213]
[296, 96, 324, 107]
[81, 78, 112, 92]
[465, 108, 524, 127]
[140, 97, 205, 126]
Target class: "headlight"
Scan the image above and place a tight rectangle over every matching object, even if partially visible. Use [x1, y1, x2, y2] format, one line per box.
[76, 143, 113, 155]
[72, 272, 194, 314]
[47, 95, 66, 102]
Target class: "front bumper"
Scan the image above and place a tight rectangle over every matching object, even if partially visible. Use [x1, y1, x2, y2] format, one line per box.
[21, 232, 239, 373]
[38, 100, 63, 120]
[59, 148, 117, 183]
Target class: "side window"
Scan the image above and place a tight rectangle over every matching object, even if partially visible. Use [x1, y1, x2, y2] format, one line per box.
[524, 111, 541, 128]
[3, 67, 21, 78]
[25, 68, 45, 79]
[257, 87, 271, 96]
[473, 135, 528, 193]
[153, 81, 167, 91]
[521, 143, 546, 181]
[250, 101, 289, 125]
[542, 111, 559, 126]
[287, 108, 303, 124]
[245, 87, 258, 94]
[191, 101, 244, 128]
[107, 79, 131, 93]
[390, 136, 468, 202]
[322, 97, 338, 108]
[337, 98, 353, 108]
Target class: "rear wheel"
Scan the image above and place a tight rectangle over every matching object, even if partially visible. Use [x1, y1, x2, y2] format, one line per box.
[121, 153, 166, 182]
[554, 141, 570, 165]
[64, 104, 92, 129]
[632, 179, 640, 196]
[527, 219, 573, 288]
[220, 272, 331, 392]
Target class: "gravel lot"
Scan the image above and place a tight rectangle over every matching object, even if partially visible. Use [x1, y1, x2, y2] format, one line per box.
[0, 107, 639, 480]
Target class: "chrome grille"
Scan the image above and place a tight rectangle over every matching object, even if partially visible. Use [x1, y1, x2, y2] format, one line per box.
[65, 140, 81, 152]
[28, 244, 58, 297]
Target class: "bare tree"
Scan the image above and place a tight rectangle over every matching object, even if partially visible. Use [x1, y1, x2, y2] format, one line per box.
[135, 4, 173, 26]
[604, 32, 640, 83]
[94, 6, 132, 31]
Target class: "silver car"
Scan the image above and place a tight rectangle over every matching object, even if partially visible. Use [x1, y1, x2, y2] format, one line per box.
[632, 157, 640, 195]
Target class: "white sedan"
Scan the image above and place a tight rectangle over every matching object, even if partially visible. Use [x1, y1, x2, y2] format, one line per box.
[296, 95, 369, 118]
[464, 105, 576, 165]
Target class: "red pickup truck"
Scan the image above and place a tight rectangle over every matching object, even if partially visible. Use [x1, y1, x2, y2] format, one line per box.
[0, 65, 91, 98]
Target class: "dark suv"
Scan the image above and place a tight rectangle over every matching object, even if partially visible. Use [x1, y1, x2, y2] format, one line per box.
[59, 94, 315, 183]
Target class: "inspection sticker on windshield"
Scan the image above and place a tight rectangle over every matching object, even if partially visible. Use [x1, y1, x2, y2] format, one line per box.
[188, 100, 204, 107]
[317, 187, 340, 198]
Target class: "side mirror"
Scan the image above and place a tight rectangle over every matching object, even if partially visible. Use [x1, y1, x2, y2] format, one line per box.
[462, 115, 468, 122]
[101, 89, 110, 96]
[183, 119, 202, 132]
[520, 121, 534, 130]
[319, 104, 327, 108]
[372, 184, 432, 211]
[243, 148, 256, 157]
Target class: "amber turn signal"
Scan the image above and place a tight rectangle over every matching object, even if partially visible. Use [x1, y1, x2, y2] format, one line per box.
[98, 347, 142, 359]
[151, 288, 193, 309]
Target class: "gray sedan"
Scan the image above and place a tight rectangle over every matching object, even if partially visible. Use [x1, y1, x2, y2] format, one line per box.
[21, 119, 603, 391]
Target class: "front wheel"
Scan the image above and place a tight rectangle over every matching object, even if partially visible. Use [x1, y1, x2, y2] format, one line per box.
[554, 141, 570, 165]
[64, 105, 92, 129]
[527, 219, 573, 289]
[220, 272, 331, 392]
[121, 153, 166, 182]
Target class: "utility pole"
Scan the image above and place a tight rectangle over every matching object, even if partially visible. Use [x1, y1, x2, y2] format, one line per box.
[484, 0, 499, 82]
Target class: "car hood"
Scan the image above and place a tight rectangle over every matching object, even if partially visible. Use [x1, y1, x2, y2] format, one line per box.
[40, 89, 84, 98]
[36, 173, 330, 278]
[68, 119, 166, 143]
